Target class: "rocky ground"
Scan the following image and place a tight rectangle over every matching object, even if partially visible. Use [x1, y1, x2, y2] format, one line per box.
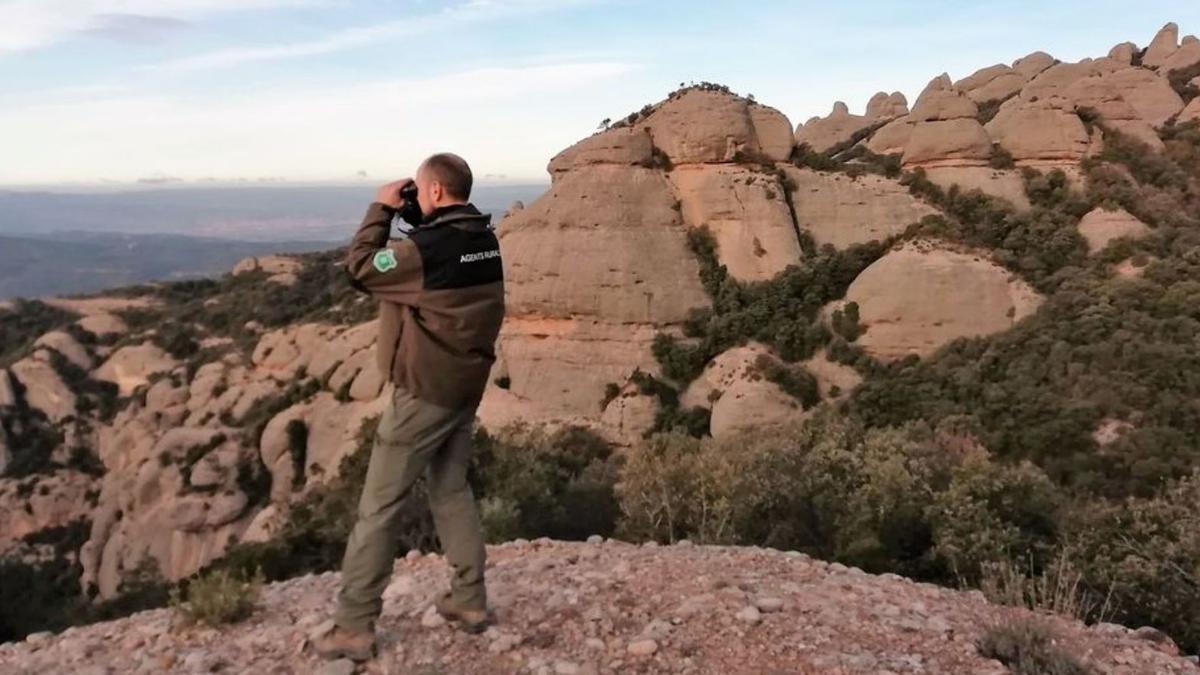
[1, 539, 1195, 675]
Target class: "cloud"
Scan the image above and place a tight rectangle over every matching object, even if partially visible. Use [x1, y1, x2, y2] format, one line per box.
[81, 14, 191, 44]
[141, 0, 595, 72]
[0, 0, 320, 53]
[0, 59, 639, 184]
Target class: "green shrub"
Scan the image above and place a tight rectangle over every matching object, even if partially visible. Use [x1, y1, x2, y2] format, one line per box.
[171, 568, 263, 626]
[479, 496, 522, 543]
[830, 301, 863, 340]
[1, 402, 67, 478]
[977, 97, 1011, 125]
[629, 369, 711, 437]
[1070, 472, 1200, 652]
[646, 225, 887, 397]
[752, 354, 820, 408]
[285, 419, 308, 490]
[472, 425, 620, 541]
[0, 300, 79, 368]
[976, 616, 1092, 675]
[990, 144, 1016, 170]
[236, 377, 320, 446]
[617, 414, 956, 577]
[153, 323, 200, 360]
[928, 454, 1062, 584]
[1167, 62, 1200, 103]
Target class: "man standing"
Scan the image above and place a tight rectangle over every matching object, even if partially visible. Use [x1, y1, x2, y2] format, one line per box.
[315, 153, 505, 661]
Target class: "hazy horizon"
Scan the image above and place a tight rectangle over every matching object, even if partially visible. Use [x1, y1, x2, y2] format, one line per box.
[0, 183, 547, 241]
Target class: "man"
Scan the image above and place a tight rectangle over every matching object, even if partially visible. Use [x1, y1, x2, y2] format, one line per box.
[315, 153, 505, 662]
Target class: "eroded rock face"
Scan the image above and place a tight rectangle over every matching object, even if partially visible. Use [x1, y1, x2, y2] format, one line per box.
[1078, 207, 1152, 253]
[94, 344, 178, 396]
[1160, 35, 1200, 73]
[1011, 51, 1056, 79]
[10, 357, 76, 422]
[955, 64, 1027, 103]
[841, 241, 1043, 361]
[865, 91, 910, 120]
[784, 168, 937, 248]
[77, 313, 126, 338]
[548, 127, 653, 178]
[901, 76, 991, 168]
[910, 74, 979, 121]
[668, 165, 802, 280]
[1108, 42, 1138, 65]
[71, 316, 394, 598]
[921, 167, 1032, 210]
[865, 115, 914, 155]
[501, 166, 707, 324]
[478, 318, 664, 434]
[1181, 98, 1200, 123]
[795, 101, 874, 153]
[679, 343, 803, 439]
[986, 99, 1090, 164]
[903, 118, 992, 167]
[33, 331, 92, 370]
[232, 255, 302, 286]
[641, 90, 792, 164]
[0, 471, 94, 551]
[1143, 22, 1180, 69]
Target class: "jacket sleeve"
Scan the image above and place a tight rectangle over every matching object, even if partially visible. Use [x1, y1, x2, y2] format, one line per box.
[344, 202, 424, 305]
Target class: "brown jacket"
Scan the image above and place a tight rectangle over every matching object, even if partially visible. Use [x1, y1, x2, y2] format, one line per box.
[345, 202, 505, 410]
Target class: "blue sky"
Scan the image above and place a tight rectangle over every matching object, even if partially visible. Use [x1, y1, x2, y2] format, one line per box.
[1, 0, 1198, 186]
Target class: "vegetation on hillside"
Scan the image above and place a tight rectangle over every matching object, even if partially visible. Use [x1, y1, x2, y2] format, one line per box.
[640, 110, 1200, 650]
[0, 301, 79, 368]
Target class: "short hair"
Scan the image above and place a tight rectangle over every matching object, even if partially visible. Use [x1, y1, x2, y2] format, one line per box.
[421, 153, 473, 200]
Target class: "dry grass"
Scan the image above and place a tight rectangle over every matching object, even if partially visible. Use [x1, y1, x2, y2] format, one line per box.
[980, 549, 1112, 623]
[977, 615, 1093, 675]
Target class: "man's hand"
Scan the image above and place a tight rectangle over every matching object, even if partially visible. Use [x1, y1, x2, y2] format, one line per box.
[375, 178, 414, 210]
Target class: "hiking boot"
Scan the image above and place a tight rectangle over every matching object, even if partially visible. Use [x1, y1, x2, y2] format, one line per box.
[434, 595, 491, 634]
[313, 624, 376, 662]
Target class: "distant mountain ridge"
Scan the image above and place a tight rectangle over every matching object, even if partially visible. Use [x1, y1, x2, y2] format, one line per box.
[0, 184, 546, 242]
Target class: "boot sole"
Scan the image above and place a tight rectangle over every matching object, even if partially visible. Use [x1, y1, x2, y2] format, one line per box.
[435, 609, 491, 634]
[315, 644, 376, 662]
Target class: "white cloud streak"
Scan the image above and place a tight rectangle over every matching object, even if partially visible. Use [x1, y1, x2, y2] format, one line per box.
[140, 0, 593, 72]
[0, 0, 323, 53]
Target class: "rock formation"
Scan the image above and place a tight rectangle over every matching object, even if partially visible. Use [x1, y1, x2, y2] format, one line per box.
[94, 344, 178, 396]
[796, 94, 908, 153]
[482, 88, 801, 437]
[837, 241, 1043, 362]
[1077, 207, 1152, 253]
[232, 255, 302, 286]
[785, 169, 937, 248]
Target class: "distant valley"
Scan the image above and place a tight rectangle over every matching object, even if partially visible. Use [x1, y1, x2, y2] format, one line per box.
[0, 183, 546, 298]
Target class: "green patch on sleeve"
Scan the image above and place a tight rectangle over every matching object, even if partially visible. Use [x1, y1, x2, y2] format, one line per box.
[372, 248, 398, 273]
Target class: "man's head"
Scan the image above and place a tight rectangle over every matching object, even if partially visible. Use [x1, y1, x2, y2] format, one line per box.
[415, 153, 473, 216]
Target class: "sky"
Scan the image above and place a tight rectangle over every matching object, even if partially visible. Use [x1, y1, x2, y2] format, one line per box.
[1, 0, 1199, 187]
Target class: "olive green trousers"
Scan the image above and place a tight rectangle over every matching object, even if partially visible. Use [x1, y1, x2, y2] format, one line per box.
[334, 386, 486, 632]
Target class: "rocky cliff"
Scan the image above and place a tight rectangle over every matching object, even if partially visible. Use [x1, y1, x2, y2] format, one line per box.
[3, 19, 1200, 669]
